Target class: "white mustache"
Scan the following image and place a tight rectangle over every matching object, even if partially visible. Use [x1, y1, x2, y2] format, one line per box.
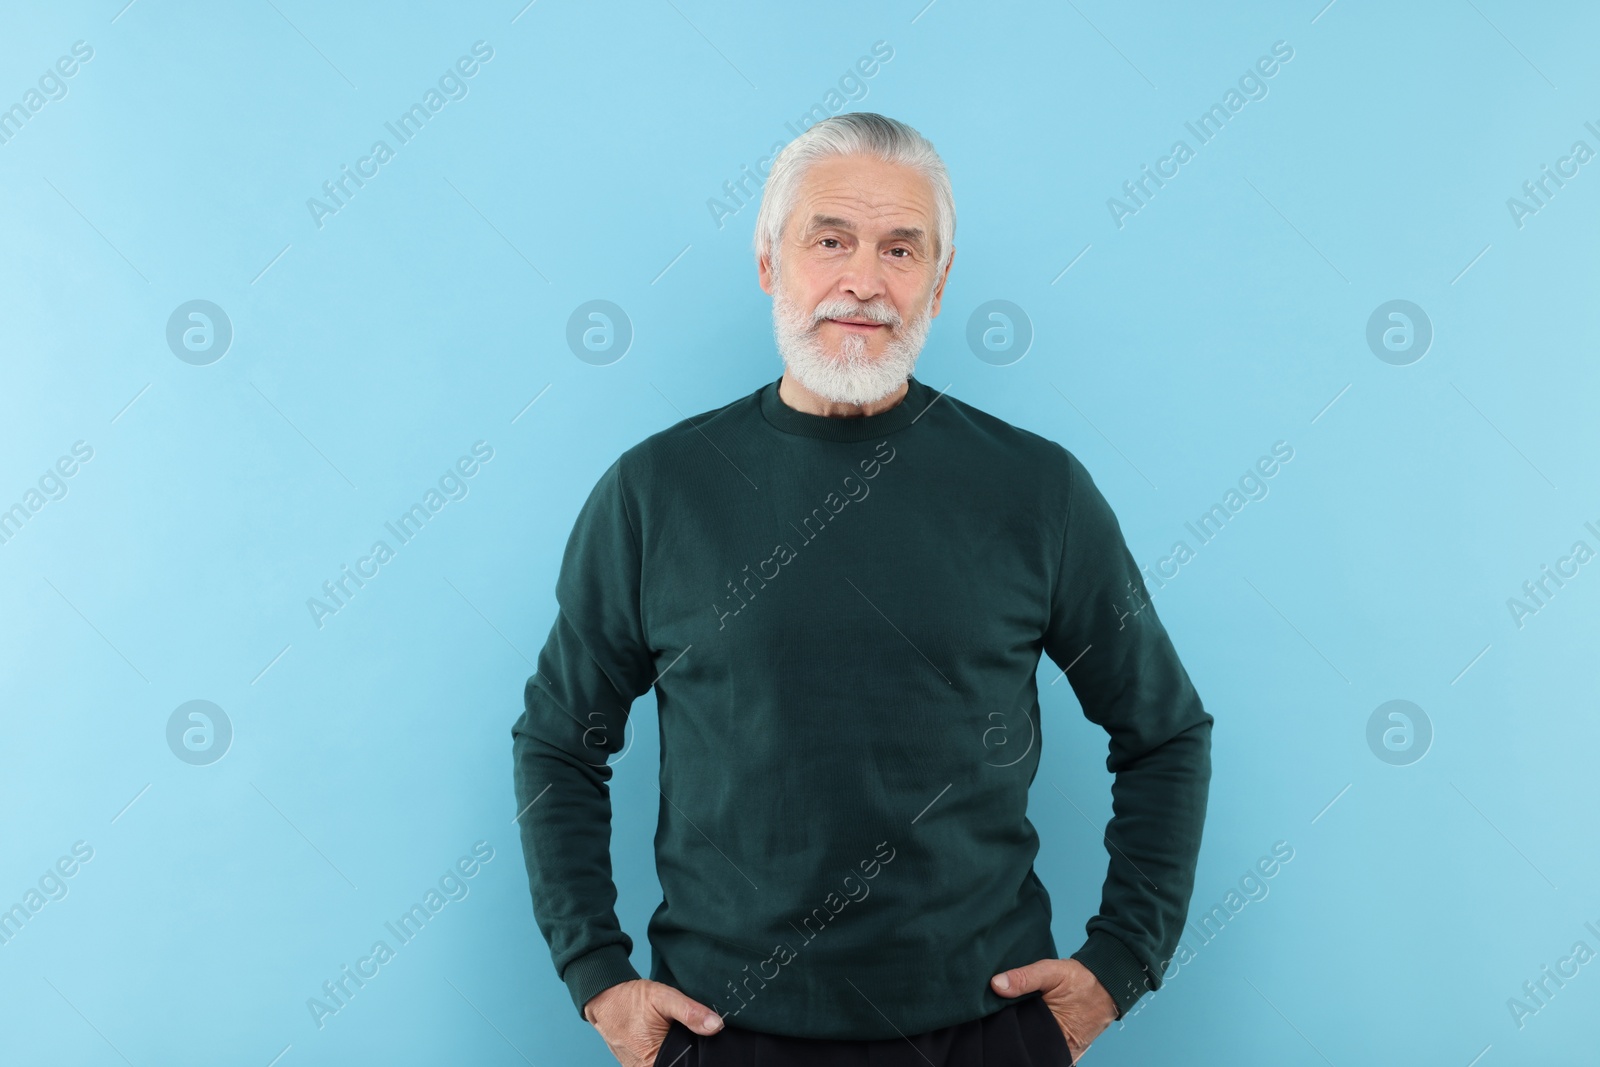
[812, 303, 900, 328]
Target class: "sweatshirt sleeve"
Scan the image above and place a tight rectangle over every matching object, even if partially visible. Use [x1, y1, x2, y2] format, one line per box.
[511, 455, 658, 1019]
[1043, 447, 1214, 1019]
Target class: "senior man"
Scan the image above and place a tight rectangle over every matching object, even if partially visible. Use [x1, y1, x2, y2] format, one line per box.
[511, 111, 1213, 1067]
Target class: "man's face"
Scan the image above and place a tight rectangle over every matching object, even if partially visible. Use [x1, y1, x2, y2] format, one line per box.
[759, 154, 954, 405]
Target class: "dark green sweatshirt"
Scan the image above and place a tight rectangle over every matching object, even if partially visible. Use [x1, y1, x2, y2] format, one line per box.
[510, 374, 1212, 1039]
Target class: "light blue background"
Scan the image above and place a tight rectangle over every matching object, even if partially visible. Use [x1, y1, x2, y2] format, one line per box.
[2, 1, 1597, 1064]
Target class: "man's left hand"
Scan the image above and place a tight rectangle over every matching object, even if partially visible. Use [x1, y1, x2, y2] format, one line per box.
[990, 958, 1117, 1063]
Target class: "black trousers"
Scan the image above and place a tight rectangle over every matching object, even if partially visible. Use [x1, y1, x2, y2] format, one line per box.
[655, 994, 1073, 1067]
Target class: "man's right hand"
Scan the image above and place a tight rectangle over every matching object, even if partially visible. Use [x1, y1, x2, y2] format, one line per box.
[583, 978, 725, 1066]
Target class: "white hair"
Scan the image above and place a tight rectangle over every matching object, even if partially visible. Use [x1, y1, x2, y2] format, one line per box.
[753, 112, 955, 278]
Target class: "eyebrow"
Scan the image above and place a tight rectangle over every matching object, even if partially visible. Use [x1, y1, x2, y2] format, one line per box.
[805, 214, 927, 249]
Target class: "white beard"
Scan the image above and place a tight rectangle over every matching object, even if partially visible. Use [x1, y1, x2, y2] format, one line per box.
[771, 275, 936, 406]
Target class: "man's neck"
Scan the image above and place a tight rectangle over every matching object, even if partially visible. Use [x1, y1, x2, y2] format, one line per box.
[777, 372, 910, 418]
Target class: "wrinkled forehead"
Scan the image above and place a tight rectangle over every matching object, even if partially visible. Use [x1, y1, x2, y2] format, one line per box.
[790, 156, 938, 244]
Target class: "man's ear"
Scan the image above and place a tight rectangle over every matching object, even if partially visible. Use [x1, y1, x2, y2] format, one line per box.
[758, 252, 775, 296]
[929, 244, 956, 318]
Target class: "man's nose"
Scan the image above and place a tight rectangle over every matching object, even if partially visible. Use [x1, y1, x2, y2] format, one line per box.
[837, 248, 888, 304]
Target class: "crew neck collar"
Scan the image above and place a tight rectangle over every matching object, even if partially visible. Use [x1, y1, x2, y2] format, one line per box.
[759, 374, 934, 442]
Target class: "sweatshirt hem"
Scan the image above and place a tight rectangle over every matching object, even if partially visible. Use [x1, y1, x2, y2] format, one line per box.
[564, 943, 642, 1020]
[1070, 929, 1154, 1019]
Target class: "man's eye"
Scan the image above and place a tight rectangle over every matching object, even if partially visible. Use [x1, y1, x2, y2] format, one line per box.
[820, 238, 842, 248]
[888, 248, 910, 258]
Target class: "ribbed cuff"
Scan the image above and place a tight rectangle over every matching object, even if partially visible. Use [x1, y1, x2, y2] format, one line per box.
[1070, 930, 1155, 1019]
[564, 943, 643, 1020]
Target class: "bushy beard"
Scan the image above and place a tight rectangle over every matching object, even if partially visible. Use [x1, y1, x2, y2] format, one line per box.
[771, 269, 936, 406]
